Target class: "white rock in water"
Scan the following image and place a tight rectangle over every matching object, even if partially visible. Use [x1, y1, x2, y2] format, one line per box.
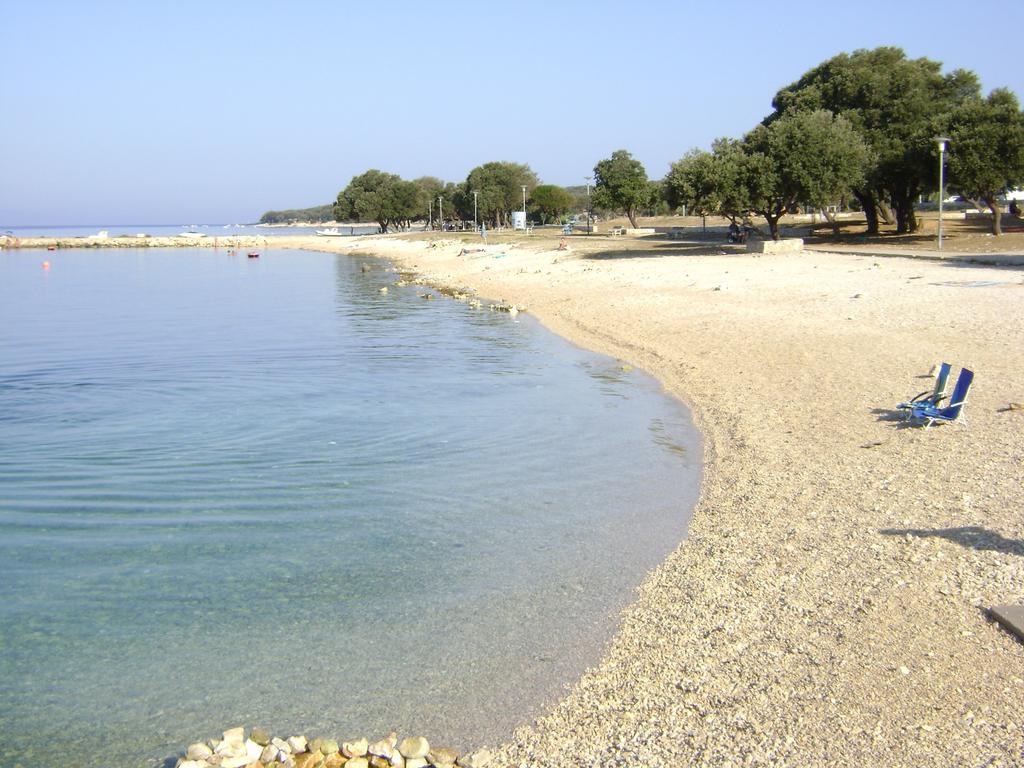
[186, 742, 213, 761]
[244, 738, 263, 761]
[507, 305, 519, 317]
[222, 727, 245, 748]
[398, 736, 430, 759]
[368, 739, 394, 759]
[379, 286, 388, 293]
[343, 737, 369, 757]
[272, 737, 292, 753]
[261, 744, 280, 764]
[288, 735, 308, 754]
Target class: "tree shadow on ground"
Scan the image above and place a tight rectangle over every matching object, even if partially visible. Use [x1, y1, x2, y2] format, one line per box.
[583, 240, 745, 260]
[879, 525, 1024, 556]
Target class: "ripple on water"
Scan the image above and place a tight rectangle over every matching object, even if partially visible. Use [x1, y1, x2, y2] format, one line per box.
[0, 248, 701, 766]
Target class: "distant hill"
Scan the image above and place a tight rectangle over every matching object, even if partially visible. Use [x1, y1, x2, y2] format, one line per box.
[259, 203, 335, 224]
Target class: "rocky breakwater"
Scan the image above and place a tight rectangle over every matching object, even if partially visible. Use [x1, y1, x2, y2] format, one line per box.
[9, 235, 275, 249]
[176, 727, 492, 768]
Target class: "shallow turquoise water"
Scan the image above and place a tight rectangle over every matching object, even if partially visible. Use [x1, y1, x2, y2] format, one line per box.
[0, 247, 700, 767]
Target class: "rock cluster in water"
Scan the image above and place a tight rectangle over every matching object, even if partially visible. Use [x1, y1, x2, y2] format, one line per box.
[176, 727, 491, 768]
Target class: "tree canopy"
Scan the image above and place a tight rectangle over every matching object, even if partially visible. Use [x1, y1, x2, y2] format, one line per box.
[335, 170, 420, 233]
[947, 88, 1024, 235]
[593, 150, 652, 228]
[464, 161, 539, 227]
[665, 112, 868, 239]
[769, 47, 979, 233]
[529, 184, 575, 224]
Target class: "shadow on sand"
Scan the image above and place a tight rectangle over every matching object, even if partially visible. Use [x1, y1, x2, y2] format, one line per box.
[879, 525, 1024, 557]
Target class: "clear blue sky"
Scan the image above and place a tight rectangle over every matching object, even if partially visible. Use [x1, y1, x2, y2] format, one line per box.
[2, 0, 1021, 224]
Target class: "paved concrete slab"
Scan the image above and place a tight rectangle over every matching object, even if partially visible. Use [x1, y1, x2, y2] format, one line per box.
[990, 604, 1024, 643]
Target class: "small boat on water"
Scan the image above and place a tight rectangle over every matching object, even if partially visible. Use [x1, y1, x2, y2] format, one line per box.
[316, 228, 347, 237]
[178, 231, 206, 238]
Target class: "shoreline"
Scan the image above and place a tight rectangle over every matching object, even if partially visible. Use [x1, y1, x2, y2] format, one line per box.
[8, 233, 1024, 765]
[297, 232, 1024, 765]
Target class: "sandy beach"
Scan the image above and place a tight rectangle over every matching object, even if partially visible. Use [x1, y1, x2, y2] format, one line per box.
[279, 229, 1024, 767]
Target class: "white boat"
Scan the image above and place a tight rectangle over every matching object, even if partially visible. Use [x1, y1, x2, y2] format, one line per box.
[316, 227, 346, 236]
[178, 231, 206, 238]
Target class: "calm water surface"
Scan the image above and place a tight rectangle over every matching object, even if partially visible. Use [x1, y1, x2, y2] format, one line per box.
[0, 247, 700, 767]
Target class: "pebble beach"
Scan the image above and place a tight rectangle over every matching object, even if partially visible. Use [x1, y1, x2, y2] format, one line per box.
[301, 230, 1024, 767]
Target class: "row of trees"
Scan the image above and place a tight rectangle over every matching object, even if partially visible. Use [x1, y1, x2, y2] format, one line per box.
[328, 48, 1024, 238]
[335, 163, 585, 233]
[664, 47, 1024, 238]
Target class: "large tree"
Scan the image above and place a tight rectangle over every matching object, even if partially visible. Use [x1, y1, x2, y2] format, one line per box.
[336, 170, 417, 233]
[948, 89, 1024, 235]
[529, 184, 575, 224]
[592, 150, 652, 228]
[665, 112, 868, 240]
[664, 140, 754, 222]
[464, 161, 539, 227]
[770, 47, 979, 234]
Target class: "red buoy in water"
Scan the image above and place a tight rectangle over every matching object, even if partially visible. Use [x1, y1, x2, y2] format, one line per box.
[247, 252, 259, 258]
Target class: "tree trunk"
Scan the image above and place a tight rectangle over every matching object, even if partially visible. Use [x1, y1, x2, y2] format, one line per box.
[878, 200, 896, 226]
[761, 211, 782, 240]
[626, 207, 638, 229]
[891, 191, 919, 234]
[987, 198, 1003, 236]
[821, 208, 840, 238]
[855, 190, 880, 235]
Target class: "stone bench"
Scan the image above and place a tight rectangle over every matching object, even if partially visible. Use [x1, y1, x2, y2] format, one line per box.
[746, 238, 804, 254]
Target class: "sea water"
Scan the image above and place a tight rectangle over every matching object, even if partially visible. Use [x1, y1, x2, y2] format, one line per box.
[0, 247, 701, 767]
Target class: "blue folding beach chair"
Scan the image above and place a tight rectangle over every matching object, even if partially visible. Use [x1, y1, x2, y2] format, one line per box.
[908, 367, 974, 428]
[897, 362, 952, 415]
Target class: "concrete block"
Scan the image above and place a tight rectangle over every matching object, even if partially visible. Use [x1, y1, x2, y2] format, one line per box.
[746, 238, 804, 254]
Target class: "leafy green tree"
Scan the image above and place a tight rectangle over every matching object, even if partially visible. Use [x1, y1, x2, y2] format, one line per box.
[413, 176, 445, 225]
[948, 89, 1024, 235]
[742, 110, 869, 239]
[464, 161, 539, 227]
[770, 47, 979, 233]
[667, 114, 868, 240]
[592, 150, 652, 228]
[529, 184, 575, 224]
[335, 170, 412, 233]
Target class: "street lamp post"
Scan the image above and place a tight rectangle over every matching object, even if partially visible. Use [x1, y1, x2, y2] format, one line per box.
[522, 186, 527, 232]
[473, 191, 478, 231]
[936, 137, 950, 250]
[438, 196, 443, 231]
[585, 176, 593, 234]
[428, 199, 432, 230]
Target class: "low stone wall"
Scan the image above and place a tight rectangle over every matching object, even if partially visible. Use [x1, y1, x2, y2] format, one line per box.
[176, 726, 491, 768]
[746, 238, 804, 254]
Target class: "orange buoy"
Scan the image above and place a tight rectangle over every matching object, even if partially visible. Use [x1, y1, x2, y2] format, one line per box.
[42, 261, 51, 270]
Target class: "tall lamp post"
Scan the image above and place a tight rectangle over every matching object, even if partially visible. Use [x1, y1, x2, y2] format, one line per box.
[428, 199, 432, 231]
[473, 191, 478, 231]
[585, 175, 593, 234]
[935, 137, 950, 250]
[522, 186, 527, 232]
[438, 196, 443, 231]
